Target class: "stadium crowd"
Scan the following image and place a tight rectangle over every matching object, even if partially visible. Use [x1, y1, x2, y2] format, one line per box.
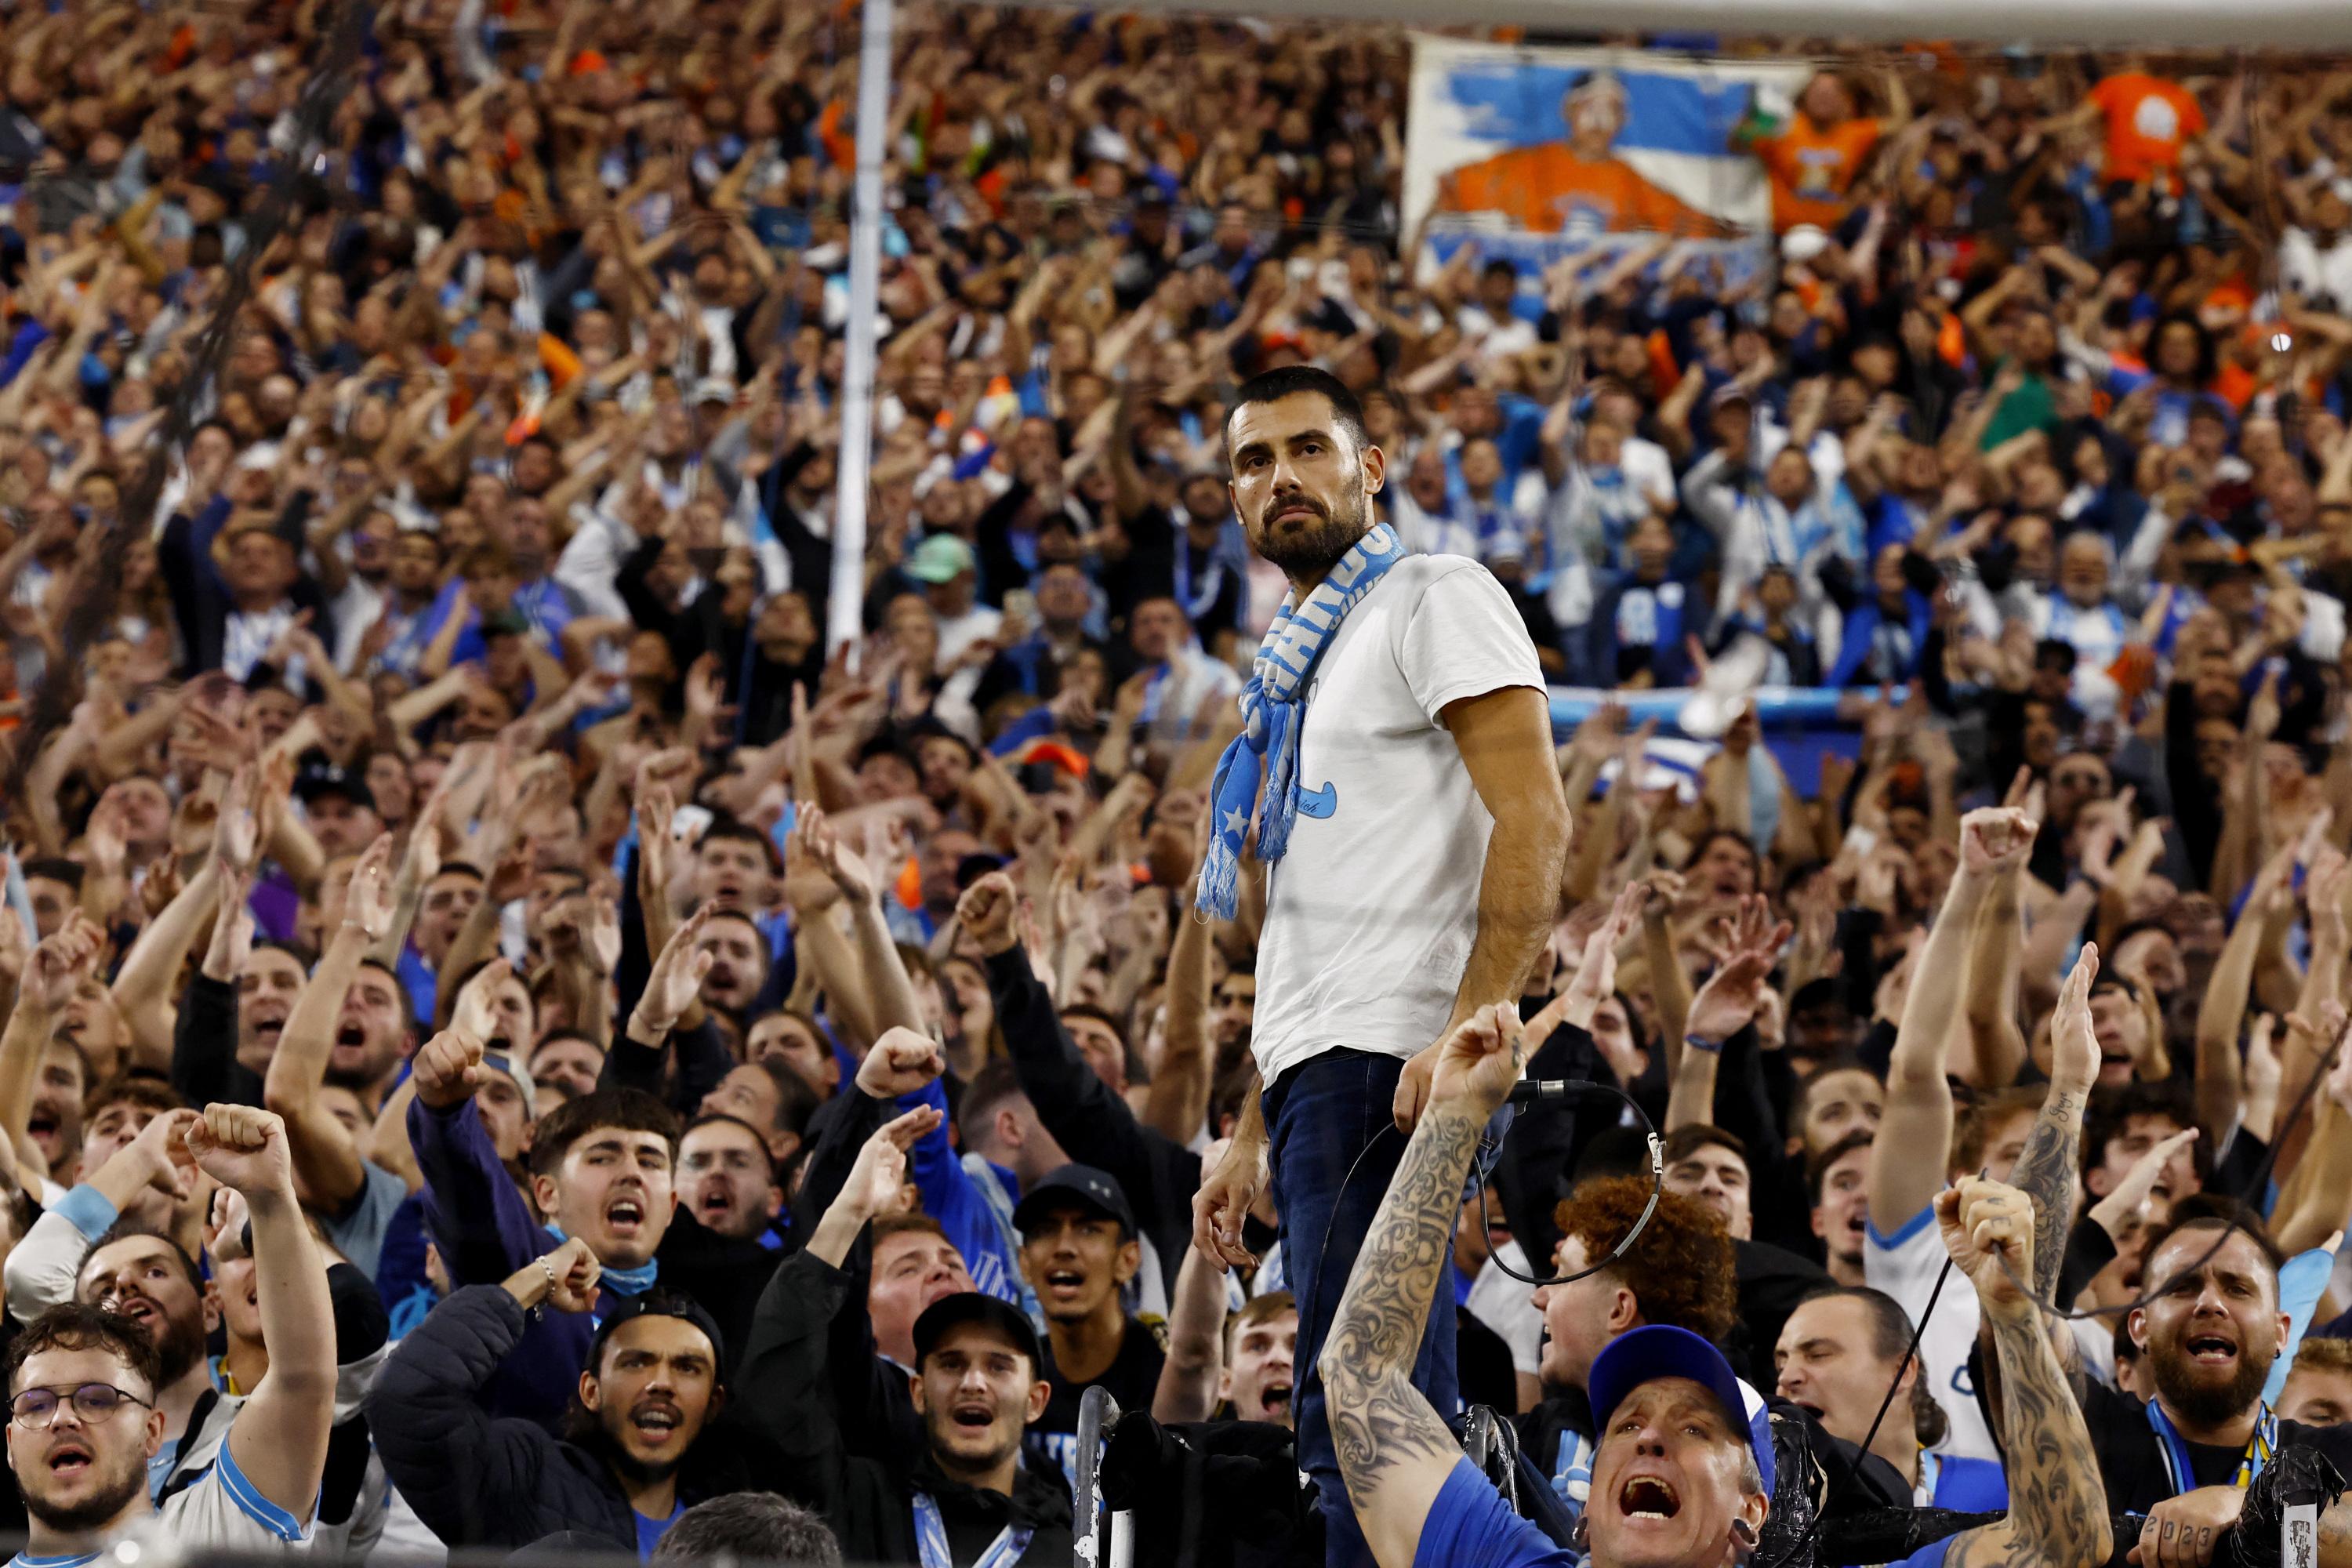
[5, 1, 2352, 1566]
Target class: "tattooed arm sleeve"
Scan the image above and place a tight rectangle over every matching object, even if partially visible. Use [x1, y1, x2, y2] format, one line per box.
[2007, 1083, 2085, 1307]
[1318, 1100, 1489, 1568]
[1949, 1298, 2115, 1568]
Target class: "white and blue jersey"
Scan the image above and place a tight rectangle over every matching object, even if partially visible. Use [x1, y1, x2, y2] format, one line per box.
[7, 1441, 313, 1568]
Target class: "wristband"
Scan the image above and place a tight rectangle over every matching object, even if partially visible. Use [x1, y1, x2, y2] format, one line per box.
[1683, 1033, 1724, 1055]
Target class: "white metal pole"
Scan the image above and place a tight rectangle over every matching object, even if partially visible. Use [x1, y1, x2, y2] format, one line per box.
[826, 0, 894, 654]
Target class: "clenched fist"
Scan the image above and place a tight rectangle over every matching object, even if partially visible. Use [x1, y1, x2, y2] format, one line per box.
[184, 1105, 294, 1198]
[412, 1028, 487, 1111]
[956, 873, 1020, 957]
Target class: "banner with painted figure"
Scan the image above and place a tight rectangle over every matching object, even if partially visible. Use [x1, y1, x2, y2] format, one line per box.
[1403, 37, 1813, 302]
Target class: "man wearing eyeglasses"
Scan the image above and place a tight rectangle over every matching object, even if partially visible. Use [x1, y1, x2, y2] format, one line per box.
[1, 1105, 334, 1564]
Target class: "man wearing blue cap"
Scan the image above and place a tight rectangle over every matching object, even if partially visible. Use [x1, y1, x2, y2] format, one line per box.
[1317, 1001, 2114, 1568]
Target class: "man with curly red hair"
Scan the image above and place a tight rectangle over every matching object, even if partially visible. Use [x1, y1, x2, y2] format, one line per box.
[1513, 1178, 1740, 1541]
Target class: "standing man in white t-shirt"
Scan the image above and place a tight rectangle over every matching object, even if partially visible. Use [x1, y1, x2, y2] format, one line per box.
[1189, 365, 1570, 1568]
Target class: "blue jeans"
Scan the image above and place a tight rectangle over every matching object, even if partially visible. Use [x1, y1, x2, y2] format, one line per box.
[1265, 1048, 1461, 1568]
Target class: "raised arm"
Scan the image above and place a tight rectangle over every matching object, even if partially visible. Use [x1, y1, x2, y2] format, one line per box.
[1956, 784, 2034, 1091]
[2194, 848, 2285, 1146]
[1144, 818, 1217, 1145]
[263, 836, 396, 1211]
[2, 915, 106, 1190]
[194, 1105, 338, 1529]
[1868, 808, 2031, 1232]
[803, 1105, 943, 1268]
[1664, 898, 1791, 1132]
[2006, 945, 2102, 1306]
[107, 859, 220, 1076]
[1154, 1209, 1233, 1424]
[1321, 1004, 1527, 1568]
[797, 806, 925, 1036]
[1935, 1177, 2114, 1568]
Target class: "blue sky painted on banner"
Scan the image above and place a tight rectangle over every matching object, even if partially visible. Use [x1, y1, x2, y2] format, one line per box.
[1439, 62, 1761, 158]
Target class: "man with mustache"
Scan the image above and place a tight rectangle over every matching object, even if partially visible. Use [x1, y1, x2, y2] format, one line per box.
[3, 1104, 335, 1562]
[1190, 365, 1570, 1568]
[368, 1237, 750, 1554]
[739, 1108, 1073, 1568]
[1316, 1004, 2110, 1568]
[2067, 1207, 2352, 1563]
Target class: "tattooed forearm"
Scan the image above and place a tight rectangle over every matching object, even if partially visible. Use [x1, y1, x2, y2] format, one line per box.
[2009, 1091, 2082, 1302]
[1320, 1102, 1486, 1509]
[1984, 1301, 2111, 1568]
[2311, 1498, 2352, 1568]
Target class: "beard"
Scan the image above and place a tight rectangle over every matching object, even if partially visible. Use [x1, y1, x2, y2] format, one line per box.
[1250, 488, 1369, 578]
[2150, 1330, 2273, 1429]
[153, 1306, 209, 1390]
[582, 1414, 685, 1488]
[22, 1445, 147, 1537]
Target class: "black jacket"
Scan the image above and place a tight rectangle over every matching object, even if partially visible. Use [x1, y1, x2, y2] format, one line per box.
[737, 1248, 1074, 1568]
[366, 1285, 753, 1552]
[985, 947, 1200, 1279]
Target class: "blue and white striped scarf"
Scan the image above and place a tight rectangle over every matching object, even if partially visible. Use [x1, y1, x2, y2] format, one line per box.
[1196, 522, 1406, 918]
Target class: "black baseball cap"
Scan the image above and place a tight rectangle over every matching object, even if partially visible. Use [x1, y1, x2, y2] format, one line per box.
[1011, 1163, 1136, 1240]
[294, 763, 376, 814]
[586, 1288, 728, 1389]
[912, 1291, 1043, 1373]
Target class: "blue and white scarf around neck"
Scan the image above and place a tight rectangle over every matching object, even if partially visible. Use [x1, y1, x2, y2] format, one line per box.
[1196, 523, 1406, 919]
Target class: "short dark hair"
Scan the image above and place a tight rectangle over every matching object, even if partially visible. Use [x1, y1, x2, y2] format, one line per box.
[872, 1213, 952, 1254]
[1683, 828, 1759, 879]
[1553, 1177, 1737, 1341]
[1664, 1123, 1748, 1170]
[1229, 366, 1370, 456]
[961, 1060, 1028, 1133]
[2082, 1081, 2196, 1185]
[528, 1088, 681, 1178]
[696, 812, 777, 868]
[6, 1303, 161, 1396]
[682, 1113, 779, 1182]
[1951, 1084, 2046, 1176]
[531, 1029, 606, 1067]
[1058, 1004, 1128, 1054]
[20, 857, 83, 891]
[79, 1222, 205, 1300]
[1806, 1129, 1876, 1206]
[651, 1492, 843, 1568]
[2139, 1200, 2285, 1294]
[1225, 1290, 1296, 1359]
[742, 1058, 821, 1140]
[82, 1074, 184, 1124]
[1794, 1285, 1947, 1450]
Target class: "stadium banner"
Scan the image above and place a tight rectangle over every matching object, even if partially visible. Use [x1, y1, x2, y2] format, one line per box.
[1402, 37, 1809, 299]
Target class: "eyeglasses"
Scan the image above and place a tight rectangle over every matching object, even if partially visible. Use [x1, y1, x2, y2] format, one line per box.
[9, 1384, 154, 1430]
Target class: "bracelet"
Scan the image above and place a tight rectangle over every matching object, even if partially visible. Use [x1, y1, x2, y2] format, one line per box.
[1684, 1033, 1724, 1055]
[528, 1254, 559, 1319]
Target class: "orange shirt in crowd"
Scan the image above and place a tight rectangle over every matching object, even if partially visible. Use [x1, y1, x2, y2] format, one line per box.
[2088, 72, 2205, 185]
[1753, 114, 1880, 233]
[1437, 144, 1723, 237]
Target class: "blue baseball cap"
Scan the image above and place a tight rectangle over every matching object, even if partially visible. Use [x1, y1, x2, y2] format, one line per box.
[1587, 1325, 1775, 1497]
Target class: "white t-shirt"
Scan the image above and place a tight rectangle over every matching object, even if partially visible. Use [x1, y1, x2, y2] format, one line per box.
[1466, 1243, 1544, 1376]
[1865, 1200, 2112, 1465]
[6, 1442, 314, 1568]
[1251, 555, 1546, 1085]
